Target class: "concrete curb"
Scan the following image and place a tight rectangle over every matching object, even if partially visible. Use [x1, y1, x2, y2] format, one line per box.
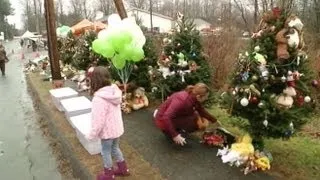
[26, 75, 94, 180]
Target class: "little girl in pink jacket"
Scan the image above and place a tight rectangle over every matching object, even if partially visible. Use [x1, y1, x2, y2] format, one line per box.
[86, 66, 130, 180]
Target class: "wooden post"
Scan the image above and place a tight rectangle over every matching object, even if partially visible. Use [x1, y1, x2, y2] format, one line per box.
[150, 0, 153, 33]
[113, 0, 128, 19]
[44, 0, 63, 88]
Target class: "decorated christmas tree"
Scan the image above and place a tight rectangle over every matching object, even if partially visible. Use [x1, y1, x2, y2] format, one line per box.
[150, 13, 211, 99]
[58, 31, 109, 71]
[221, 8, 317, 149]
[129, 35, 158, 91]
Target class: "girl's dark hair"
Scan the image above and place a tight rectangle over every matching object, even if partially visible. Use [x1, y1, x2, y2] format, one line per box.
[90, 66, 112, 95]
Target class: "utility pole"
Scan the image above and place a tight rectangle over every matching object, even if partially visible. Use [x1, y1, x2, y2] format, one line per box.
[150, 0, 153, 33]
[113, 0, 128, 19]
[44, 0, 63, 88]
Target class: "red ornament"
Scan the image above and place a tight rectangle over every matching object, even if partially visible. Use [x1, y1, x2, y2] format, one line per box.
[250, 96, 259, 104]
[311, 80, 319, 88]
[272, 7, 282, 18]
[287, 80, 296, 87]
[296, 95, 304, 107]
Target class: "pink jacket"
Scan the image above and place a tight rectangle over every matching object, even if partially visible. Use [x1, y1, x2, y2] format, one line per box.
[88, 84, 124, 140]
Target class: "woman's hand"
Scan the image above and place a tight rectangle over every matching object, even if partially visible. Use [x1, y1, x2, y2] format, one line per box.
[211, 120, 222, 130]
[173, 134, 186, 146]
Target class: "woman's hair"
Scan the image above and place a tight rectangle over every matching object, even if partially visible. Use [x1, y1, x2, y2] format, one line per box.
[89, 66, 112, 95]
[185, 83, 210, 96]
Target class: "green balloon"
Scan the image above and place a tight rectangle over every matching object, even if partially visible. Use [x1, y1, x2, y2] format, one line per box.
[131, 47, 145, 62]
[92, 39, 105, 54]
[113, 40, 125, 52]
[122, 31, 133, 44]
[121, 44, 134, 60]
[112, 54, 126, 69]
[101, 42, 115, 58]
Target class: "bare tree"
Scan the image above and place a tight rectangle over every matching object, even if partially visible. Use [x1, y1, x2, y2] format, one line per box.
[98, 0, 112, 15]
[313, 0, 320, 32]
[69, 0, 95, 20]
[130, 0, 146, 9]
[254, 0, 259, 24]
[233, 0, 251, 32]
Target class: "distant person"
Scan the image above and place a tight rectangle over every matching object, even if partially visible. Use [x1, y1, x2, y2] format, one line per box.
[0, 44, 9, 76]
[20, 39, 24, 47]
[154, 83, 220, 146]
[31, 40, 37, 52]
[86, 66, 130, 180]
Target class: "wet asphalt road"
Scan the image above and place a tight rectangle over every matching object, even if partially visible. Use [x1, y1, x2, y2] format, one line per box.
[0, 40, 62, 179]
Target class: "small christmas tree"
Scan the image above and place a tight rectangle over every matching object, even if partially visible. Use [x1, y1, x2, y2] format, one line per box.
[129, 35, 158, 91]
[58, 31, 109, 71]
[221, 8, 316, 149]
[151, 13, 212, 99]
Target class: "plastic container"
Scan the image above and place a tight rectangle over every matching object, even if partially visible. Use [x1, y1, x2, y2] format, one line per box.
[49, 87, 79, 111]
[60, 96, 92, 126]
[70, 113, 101, 155]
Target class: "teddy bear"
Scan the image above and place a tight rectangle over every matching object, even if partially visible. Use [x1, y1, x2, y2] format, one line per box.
[252, 8, 280, 38]
[276, 15, 304, 63]
[121, 100, 132, 114]
[177, 52, 188, 67]
[275, 28, 290, 61]
[286, 15, 304, 49]
[276, 86, 297, 109]
[129, 87, 149, 111]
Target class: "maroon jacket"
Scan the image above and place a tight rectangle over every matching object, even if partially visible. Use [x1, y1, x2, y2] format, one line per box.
[155, 91, 217, 137]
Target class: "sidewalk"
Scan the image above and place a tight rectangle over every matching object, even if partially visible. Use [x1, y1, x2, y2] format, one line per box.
[27, 72, 274, 180]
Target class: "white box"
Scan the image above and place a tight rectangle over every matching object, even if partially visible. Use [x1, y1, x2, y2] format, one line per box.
[49, 87, 79, 111]
[60, 96, 92, 127]
[70, 113, 101, 155]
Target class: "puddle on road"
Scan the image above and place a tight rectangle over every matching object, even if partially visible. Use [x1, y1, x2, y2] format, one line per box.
[0, 43, 75, 179]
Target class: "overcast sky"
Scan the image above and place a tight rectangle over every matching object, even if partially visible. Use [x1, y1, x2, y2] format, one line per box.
[7, 0, 23, 29]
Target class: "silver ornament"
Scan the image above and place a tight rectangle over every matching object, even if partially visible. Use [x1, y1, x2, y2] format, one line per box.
[289, 122, 294, 129]
[240, 98, 249, 106]
[281, 76, 286, 82]
[258, 102, 264, 108]
[304, 96, 311, 103]
[254, 46, 261, 52]
[263, 119, 268, 127]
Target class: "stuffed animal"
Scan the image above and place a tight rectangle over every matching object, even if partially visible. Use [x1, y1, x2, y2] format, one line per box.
[275, 28, 290, 61]
[121, 100, 132, 114]
[189, 61, 198, 71]
[276, 15, 305, 63]
[252, 8, 280, 38]
[243, 155, 258, 175]
[253, 46, 269, 80]
[286, 15, 304, 49]
[286, 28, 300, 49]
[276, 86, 297, 109]
[177, 52, 188, 67]
[159, 51, 171, 67]
[220, 134, 254, 166]
[130, 87, 149, 111]
[255, 157, 271, 171]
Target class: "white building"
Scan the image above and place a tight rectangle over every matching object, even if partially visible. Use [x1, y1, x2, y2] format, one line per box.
[127, 8, 174, 33]
[100, 8, 212, 33]
[192, 18, 212, 31]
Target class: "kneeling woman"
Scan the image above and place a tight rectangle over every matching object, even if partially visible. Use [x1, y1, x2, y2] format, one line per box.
[154, 83, 219, 146]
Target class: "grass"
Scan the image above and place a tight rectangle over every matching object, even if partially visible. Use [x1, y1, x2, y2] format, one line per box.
[207, 106, 320, 180]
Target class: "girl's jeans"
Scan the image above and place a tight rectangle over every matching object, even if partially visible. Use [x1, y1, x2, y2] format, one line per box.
[101, 138, 124, 168]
